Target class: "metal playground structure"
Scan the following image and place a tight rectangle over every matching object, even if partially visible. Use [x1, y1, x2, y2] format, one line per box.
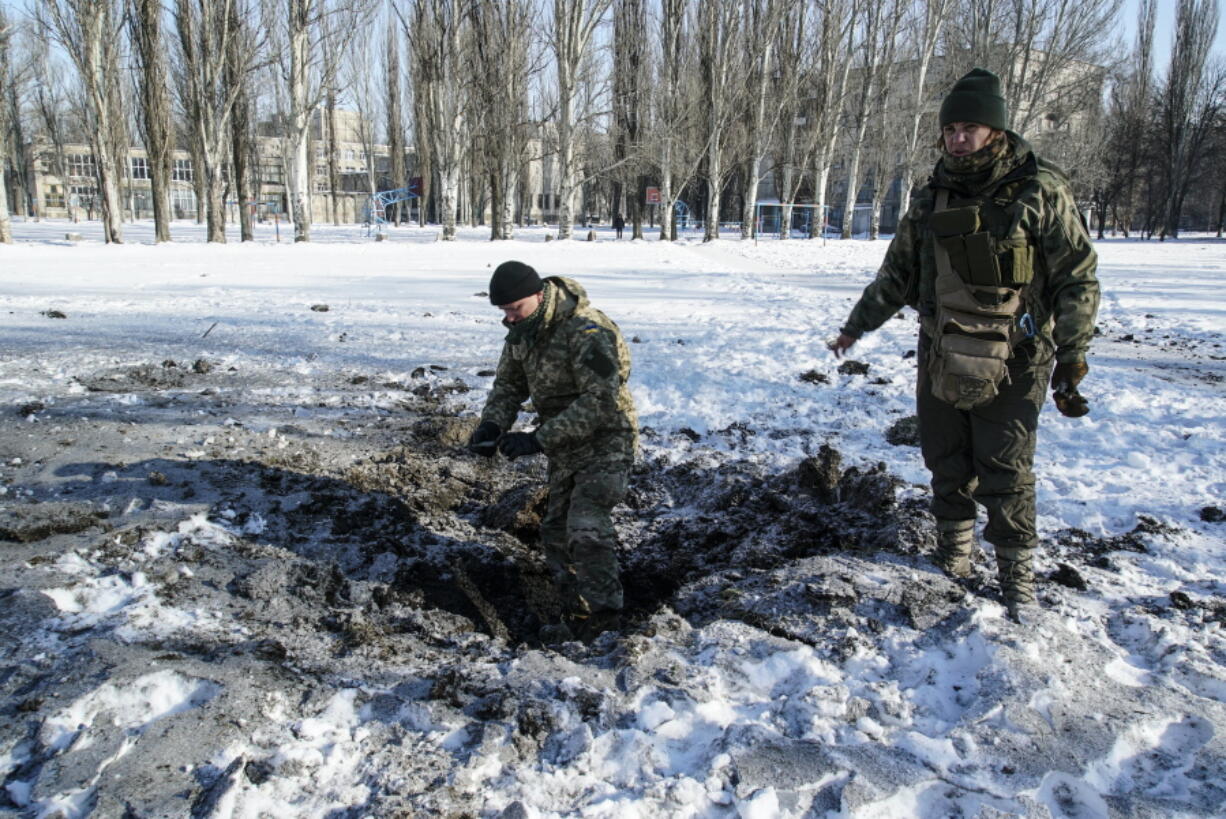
[364, 183, 420, 236]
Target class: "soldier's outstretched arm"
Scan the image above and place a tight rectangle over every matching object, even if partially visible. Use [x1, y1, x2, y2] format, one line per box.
[839, 202, 924, 343]
[479, 344, 530, 432]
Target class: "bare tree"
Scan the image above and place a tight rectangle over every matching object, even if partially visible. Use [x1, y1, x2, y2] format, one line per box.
[695, 0, 743, 241]
[2, 8, 37, 227]
[863, 25, 904, 240]
[384, 16, 408, 225]
[404, 0, 470, 239]
[1092, 0, 1154, 237]
[324, 81, 341, 224]
[129, 0, 174, 241]
[612, 0, 647, 238]
[839, 0, 904, 239]
[267, 0, 372, 242]
[227, 0, 258, 241]
[551, 0, 612, 239]
[340, 9, 387, 225]
[895, 0, 953, 221]
[174, 0, 264, 242]
[469, 0, 535, 239]
[29, 35, 76, 223]
[40, 0, 127, 243]
[771, 2, 814, 240]
[655, 0, 689, 241]
[807, 0, 856, 238]
[737, 0, 788, 240]
[128, 0, 175, 240]
[943, 0, 1121, 138]
[1158, 0, 1222, 238]
[0, 8, 13, 243]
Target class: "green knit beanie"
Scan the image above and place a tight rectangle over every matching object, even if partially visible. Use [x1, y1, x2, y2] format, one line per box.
[939, 68, 1009, 131]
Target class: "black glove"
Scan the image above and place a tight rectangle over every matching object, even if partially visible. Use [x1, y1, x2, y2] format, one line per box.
[498, 431, 542, 460]
[1051, 361, 1090, 417]
[466, 421, 501, 456]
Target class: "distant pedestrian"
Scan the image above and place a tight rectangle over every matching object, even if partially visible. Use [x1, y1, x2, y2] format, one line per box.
[467, 261, 639, 643]
[612, 212, 625, 239]
[830, 68, 1100, 623]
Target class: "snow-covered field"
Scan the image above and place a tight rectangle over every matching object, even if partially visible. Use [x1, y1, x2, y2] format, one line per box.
[0, 218, 1223, 817]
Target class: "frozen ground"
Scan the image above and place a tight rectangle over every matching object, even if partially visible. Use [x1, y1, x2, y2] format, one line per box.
[0, 218, 1223, 817]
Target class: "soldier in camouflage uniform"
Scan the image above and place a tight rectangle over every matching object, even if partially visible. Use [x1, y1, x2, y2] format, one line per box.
[831, 68, 1099, 622]
[468, 261, 638, 642]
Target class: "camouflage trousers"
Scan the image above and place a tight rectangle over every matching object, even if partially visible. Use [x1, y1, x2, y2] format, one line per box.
[917, 334, 1054, 554]
[539, 458, 630, 615]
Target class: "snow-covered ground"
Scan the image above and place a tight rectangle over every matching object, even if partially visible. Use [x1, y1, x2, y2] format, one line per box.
[0, 218, 1223, 817]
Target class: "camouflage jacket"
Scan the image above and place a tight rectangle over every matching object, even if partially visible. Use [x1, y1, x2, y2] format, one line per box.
[480, 276, 638, 466]
[841, 134, 1100, 365]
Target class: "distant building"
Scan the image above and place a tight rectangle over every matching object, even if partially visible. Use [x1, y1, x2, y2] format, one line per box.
[14, 109, 409, 226]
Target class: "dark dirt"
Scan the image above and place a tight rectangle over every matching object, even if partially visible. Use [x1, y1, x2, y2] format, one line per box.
[0, 359, 1204, 817]
[884, 415, 920, 447]
[837, 360, 870, 376]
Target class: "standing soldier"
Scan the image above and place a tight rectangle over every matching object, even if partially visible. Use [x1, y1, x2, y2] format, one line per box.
[831, 68, 1099, 623]
[468, 261, 638, 642]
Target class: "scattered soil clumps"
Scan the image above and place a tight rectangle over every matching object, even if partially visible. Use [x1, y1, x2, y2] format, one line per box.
[885, 415, 920, 447]
[77, 362, 190, 392]
[0, 501, 109, 543]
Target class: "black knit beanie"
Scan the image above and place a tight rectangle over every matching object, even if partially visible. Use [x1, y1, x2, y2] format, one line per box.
[489, 261, 543, 305]
[939, 68, 1009, 131]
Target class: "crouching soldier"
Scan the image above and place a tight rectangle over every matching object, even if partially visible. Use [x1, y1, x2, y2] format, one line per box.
[468, 261, 639, 643]
[831, 68, 1099, 623]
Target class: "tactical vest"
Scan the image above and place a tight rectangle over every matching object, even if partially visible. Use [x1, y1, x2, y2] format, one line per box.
[923, 181, 1037, 410]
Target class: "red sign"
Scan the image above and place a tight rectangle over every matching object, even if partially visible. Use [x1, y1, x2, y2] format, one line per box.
[645, 187, 661, 205]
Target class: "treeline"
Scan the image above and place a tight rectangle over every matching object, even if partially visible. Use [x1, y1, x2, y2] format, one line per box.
[0, 0, 1221, 245]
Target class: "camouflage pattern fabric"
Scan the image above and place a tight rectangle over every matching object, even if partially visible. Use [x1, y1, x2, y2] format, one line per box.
[918, 333, 1051, 568]
[839, 132, 1098, 606]
[480, 276, 638, 471]
[479, 275, 638, 614]
[539, 460, 630, 614]
[841, 132, 1099, 367]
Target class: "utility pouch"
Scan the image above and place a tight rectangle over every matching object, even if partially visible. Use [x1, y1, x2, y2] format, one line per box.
[930, 203, 1001, 287]
[930, 206, 979, 237]
[999, 203, 1035, 285]
[996, 238, 1034, 285]
[927, 190, 1024, 410]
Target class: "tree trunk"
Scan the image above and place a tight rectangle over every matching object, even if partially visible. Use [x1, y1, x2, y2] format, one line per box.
[289, 0, 312, 242]
[132, 0, 173, 241]
[552, 0, 612, 240]
[327, 88, 340, 226]
[386, 26, 406, 226]
[226, 1, 253, 241]
[658, 159, 673, 241]
[812, 162, 831, 239]
[0, 164, 11, 243]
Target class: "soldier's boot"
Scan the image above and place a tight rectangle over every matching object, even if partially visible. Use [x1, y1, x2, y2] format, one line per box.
[932, 519, 976, 579]
[996, 545, 1037, 624]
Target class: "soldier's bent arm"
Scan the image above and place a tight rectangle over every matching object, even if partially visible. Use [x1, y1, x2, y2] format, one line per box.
[534, 321, 624, 452]
[480, 344, 531, 432]
[841, 204, 924, 339]
[1040, 182, 1100, 364]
